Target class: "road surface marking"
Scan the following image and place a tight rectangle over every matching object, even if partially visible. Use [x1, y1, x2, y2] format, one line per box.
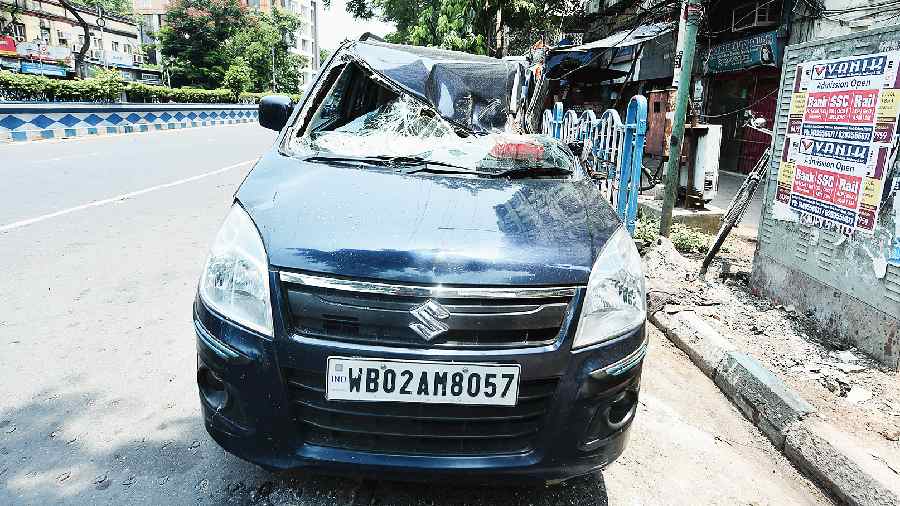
[0, 159, 255, 233]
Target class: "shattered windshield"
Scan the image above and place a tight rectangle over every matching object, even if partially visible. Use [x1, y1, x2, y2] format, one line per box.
[288, 62, 577, 178]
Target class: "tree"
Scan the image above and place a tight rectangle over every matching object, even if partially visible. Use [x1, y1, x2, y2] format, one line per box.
[159, 0, 248, 88]
[319, 47, 332, 64]
[340, 0, 582, 57]
[69, 0, 134, 17]
[57, 0, 92, 78]
[222, 9, 308, 92]
[223, 56, 252, 100]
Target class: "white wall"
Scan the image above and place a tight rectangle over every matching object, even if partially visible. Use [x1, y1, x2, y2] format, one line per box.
[792, 0, 900, 44]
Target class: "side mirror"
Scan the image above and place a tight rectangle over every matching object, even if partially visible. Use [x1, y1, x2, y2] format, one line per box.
[259, 95, 294, 131]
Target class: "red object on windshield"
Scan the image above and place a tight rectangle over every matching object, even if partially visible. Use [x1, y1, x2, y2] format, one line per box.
[489, 141, 545, 161]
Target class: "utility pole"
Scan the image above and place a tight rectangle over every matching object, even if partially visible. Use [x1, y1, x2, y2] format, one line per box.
[659, 0, 703, 237]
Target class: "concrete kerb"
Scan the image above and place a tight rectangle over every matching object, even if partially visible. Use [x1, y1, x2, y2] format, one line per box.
[649, 309, 900, 506]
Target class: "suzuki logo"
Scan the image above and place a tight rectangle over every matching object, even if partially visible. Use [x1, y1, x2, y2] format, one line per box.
[409, 299, 450, 341]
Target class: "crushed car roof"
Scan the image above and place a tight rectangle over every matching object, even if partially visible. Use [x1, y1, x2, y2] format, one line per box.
[342, 40, 521, 133]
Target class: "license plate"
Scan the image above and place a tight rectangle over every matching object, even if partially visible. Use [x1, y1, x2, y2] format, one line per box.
[326, 357, 521, 406]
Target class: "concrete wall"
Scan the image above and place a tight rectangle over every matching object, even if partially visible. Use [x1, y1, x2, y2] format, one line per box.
[790, 0, 900, 45]
[0, 103, 259, 142]
[751, 25, 900, 369]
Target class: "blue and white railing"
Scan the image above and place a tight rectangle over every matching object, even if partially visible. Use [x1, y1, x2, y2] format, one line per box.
[543, 95, 647, 234]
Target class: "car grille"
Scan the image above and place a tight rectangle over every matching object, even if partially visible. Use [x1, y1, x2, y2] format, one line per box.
[284, 368, 559, 456]
[280, 272, 576, 349]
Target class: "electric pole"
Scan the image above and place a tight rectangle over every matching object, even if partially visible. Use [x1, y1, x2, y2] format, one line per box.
[659, 0, 703, 237]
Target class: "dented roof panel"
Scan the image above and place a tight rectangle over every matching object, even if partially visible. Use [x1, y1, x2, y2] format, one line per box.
[346, 40, 519, 133]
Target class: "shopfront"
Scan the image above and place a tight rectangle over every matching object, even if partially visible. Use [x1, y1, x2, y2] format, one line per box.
[2, 38, 75, 78]
[703, 30, 783, 173]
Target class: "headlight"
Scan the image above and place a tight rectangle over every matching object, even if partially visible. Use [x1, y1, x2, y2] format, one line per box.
[573, 226, 645, 349]
[199, 204, 273, 336]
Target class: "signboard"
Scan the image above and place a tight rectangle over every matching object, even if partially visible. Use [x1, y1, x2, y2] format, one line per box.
[15, 40, 72, 64]
[0, 56, 20, 71]
[706, 30, 782, 74]
[106, 51, 134, 67]
[20, 61, 68, 76]
[0, 35, 16, 57]
[773, 50, 900, 234]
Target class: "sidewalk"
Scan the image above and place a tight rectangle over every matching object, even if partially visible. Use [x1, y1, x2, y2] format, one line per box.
[710, 170, 764, 234]
[642, 238, 900, 505]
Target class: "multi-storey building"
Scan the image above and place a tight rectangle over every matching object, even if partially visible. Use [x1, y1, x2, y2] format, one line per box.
[289, 0, 319, 87]
[134, 0, 168, 66]
[0, 0, 161, 81]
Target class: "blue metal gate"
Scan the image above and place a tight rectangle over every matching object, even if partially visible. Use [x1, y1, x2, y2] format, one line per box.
[543, 95, 647, 234]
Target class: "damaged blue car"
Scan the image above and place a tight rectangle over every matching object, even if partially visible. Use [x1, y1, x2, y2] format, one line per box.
[193, 38, 647, 483]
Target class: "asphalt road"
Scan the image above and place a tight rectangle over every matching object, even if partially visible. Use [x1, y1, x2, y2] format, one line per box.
[0, 124, 829, 505]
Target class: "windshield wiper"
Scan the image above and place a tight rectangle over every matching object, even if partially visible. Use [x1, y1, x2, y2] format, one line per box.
[303, 155, 395, 166]
[405, 164, 574, 179]
[370, 155, 470, 171]
[303, 154, 470, 171]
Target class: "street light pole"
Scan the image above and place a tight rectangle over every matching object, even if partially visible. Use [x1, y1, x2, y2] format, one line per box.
[659, 0, 703, 237]
[97, 5, 108, 69]
[271, 47, 276, 92]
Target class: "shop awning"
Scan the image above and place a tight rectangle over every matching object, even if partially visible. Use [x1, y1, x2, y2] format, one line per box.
[571, 22, 674, 51]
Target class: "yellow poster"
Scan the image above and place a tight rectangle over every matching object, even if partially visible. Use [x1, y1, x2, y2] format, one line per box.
[877, 89, 899, 120]
[777, 160, 795, 185]
[860, 177, 882, 206]
[789, 92, 807, 116]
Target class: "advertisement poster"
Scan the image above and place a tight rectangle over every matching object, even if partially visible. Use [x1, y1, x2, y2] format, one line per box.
[0, 35, 16, 57]
[775, 51, 900, 234]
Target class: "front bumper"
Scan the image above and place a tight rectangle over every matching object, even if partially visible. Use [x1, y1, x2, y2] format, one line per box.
[194, 288, 646, 483]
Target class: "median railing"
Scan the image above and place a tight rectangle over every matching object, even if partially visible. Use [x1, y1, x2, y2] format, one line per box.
[0, 102, 259, 142]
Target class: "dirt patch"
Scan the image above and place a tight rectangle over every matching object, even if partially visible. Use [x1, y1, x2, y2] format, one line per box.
[642, 235, 900, 468]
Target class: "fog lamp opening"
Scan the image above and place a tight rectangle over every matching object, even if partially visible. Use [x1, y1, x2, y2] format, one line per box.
[198, 366, 229, 411]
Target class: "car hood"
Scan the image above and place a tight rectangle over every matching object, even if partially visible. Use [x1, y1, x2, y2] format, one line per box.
[236, 152, 622, 286]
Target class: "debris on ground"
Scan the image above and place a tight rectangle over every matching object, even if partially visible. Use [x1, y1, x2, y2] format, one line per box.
[641, 236, 900, 466]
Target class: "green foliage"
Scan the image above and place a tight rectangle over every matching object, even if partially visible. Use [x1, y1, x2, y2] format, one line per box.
[670, 224, 710, 254]
[403, 0, 485, 54]
[633, 211, 660, 245]
[238, 91, 302, 104]
[633, 212, 713, 254]
[159, 0, 309, 93]
[319, 47, 332, 64]
[0, 70, 235, 103]
[344, 0, 581, 56]
[0, 69, 123, 102]
[159, 0, 248, 89]
[223, 57, 253, 101]
[222, 9, 309, 93]
[69, 0, 134, 17]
